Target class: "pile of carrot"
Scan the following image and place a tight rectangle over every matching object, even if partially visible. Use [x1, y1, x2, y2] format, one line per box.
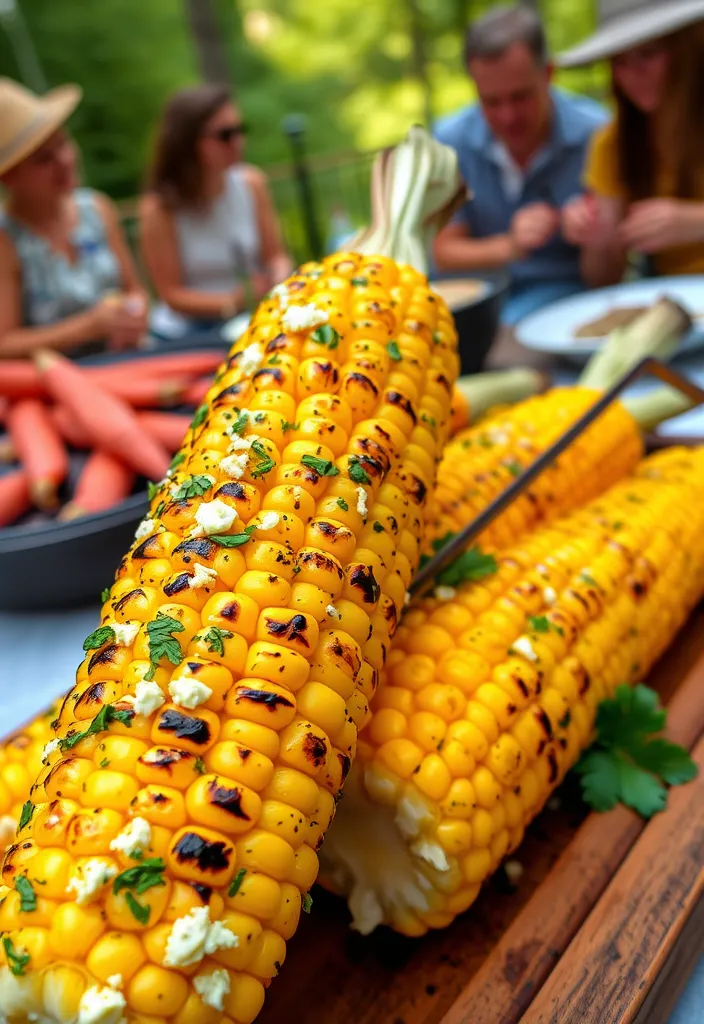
[0, 349, 222, 528]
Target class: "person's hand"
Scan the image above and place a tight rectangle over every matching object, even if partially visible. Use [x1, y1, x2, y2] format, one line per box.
[620, 199, 695, 253]
[561, 194, 602, 247]
[510, 202, 560, 255]
[92, 293, 147, 351]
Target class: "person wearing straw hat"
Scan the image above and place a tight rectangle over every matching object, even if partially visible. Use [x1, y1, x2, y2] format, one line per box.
[0, 78, 148, 357]
[559, 0, 704, 288]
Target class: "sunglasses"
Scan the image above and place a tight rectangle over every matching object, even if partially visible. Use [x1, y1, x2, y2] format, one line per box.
[207, 123, 249, 143]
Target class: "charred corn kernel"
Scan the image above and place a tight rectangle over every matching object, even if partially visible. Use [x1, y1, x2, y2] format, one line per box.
[321, 448, 704, 937]
[0, 240, 460, 1021]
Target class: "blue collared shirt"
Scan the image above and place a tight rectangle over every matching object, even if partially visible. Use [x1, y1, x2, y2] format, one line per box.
[434, 88, 608, 285]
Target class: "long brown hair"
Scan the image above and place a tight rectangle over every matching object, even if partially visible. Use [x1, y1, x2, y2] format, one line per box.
[147, 84, 230, 208]
[614, 22, 704, 201]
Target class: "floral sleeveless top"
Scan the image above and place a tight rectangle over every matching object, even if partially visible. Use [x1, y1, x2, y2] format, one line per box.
[0, 187, 122, 328]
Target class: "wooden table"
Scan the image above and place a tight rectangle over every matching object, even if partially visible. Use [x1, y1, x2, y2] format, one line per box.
[259, 607, 704, 1024]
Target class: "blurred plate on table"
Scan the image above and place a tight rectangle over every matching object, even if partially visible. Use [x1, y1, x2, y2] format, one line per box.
[515, 276, 704, 364]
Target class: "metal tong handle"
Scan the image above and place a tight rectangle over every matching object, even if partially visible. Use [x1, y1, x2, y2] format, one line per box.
[411, 357, 704, 597]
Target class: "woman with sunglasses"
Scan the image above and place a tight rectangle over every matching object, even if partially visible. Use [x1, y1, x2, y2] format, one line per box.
[0, 78, 148, 358]
[141, 85, 292, 342]
[559, 0, 704, 288]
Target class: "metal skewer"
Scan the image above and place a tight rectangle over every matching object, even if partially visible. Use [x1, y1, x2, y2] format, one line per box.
[411, 357, 704, 597]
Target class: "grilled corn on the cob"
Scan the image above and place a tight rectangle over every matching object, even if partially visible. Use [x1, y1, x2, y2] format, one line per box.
[0, 706, 59, 854]
[0, 168, 466, 1024]
[321, 447, 704, 935]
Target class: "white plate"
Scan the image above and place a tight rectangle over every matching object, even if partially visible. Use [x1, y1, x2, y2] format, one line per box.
[515, 276, 704, 363]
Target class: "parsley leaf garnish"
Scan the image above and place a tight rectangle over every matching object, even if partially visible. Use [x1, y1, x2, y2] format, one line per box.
[250, 440, 275, 478]
[301, 454, 340, 477]
[191, 404, 209, 429]
[579, 572, 599, 588]
[229, 411, 249, 435]
[228, 868, 247, 897]
[172, 475, 214, 501]
[348, 456, 371, 485]
[18, 801, 33, 831]
[100, 587, 110, 604]
[302, 892, 313, 913]
[434, 545, 498, 588]
[527, 615, 563, 636]
[113, 858, 167, 897]
[336, 497, 349, 511]
[169, 452, 186, 473]
[60, 704, 133, 752]
[575, 684, 698, 818]
[83, 626, 115, 652]
[2, 936, 30, 976]
[210, 526, 255, 548]
[281, 420, 299, 432]
[386, 340, 402, 361]
[147, 481, 162, 500]
[421, 414, 436, 428]
[194, 756, 207, 775]
[125, 891, 151, 925]
[504, 460, 523, 478]
[15, 876, 36, 912]
[311, 324, 340, 349]
[203, 626, 233, 656]
[144, 613, 185, 681]
[373, 521, 384, 533]
[351, 276, 368, 286]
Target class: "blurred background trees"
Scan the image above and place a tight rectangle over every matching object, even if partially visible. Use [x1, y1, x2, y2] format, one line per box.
[0, 0, 605, 258]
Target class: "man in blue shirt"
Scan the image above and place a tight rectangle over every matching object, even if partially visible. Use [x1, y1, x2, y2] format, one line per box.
[434, 5, 607, 325]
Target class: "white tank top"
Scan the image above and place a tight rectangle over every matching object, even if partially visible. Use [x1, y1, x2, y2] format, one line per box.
[151, 166, 261, 338]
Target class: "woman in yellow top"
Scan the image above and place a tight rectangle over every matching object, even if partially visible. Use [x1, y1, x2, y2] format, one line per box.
[558, 0, 704, 288]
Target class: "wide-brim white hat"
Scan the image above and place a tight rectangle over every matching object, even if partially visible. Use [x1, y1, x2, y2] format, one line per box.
[0, 77, 82, 177]
[557, 0, 704, 68]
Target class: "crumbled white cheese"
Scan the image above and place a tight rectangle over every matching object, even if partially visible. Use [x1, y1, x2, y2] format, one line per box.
[67, 859, 117, 906]
[282, 303, 328, 333]
[356, 487, 368, 516]
[134, 518, 156, 542]
[77, 984, 126, 1024]
[106, 976, 123, 991]
[326, 604, 342, 620]
[194, 969, 231, 1011]
[512, 636, 538, 662]
[133, 680, 166, 717]
[164, 906, 238, 968]
[46, 814, 60, 828]
[226, 431, 254, 451]
[504, 860, 524, 884]
[168, 676, 213, 710]
[543, 586, 557, 606]
[219, 452, 250, 481]
[188, 562, 219, 590]
[111, 622, 140, 647]
[193, 498, 238, 536]
[404, 591, 411, 607]
[109, 818, 151, 859]
[42, 738, 60, 763]
[434, 585, 456, 602]
[410, 838, 450, 872]
[258, 510, 280, 531]
[238, 343, 264, 376]
[270, 283, 289, 309]
[487, 428, 510, 445]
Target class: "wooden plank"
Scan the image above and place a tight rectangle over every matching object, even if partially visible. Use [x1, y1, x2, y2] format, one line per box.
[439, 634, 704, 1024]
[520, 732, 704, 1024]
[632, 895, 704, 1024]
[257, 610, 704, 1024]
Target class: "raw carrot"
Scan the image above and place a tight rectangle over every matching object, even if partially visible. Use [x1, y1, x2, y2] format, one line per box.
[100, 375, 189, 408]
[50, 404, 92, 449]
[183, 376, 213, 407]
[0, 469, 31, 527]
[60, 450, 135, 519]
[0, 360, 43, 399]
[136, 411, 191, 451]
[87, 351, 223, 382]
[6, 399, 69, 510]
[34, 350, 171, 482]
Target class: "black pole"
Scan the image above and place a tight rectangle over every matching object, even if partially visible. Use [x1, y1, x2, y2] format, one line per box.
[282, 114, 323, 261]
